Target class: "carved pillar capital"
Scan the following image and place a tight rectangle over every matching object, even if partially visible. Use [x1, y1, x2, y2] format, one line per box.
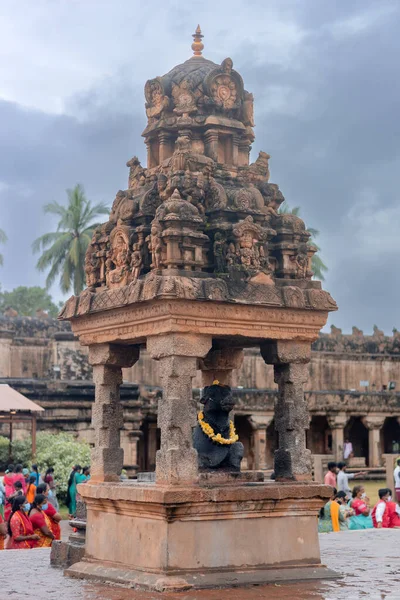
[248, 414, 274, 430]
[89, 343, 140, 368]
[261, 340, 311, 365]
[327, 414, 349, 430]
[362, 415, 386, 430]
[199, 347, 243, 386]
[147, 333, 212, 360]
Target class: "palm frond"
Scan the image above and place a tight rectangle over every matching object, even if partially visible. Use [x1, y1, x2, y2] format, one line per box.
[0, 229, 7, 244]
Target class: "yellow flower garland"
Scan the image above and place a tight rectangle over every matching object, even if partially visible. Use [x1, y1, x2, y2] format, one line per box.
[198, 411, 239, 445]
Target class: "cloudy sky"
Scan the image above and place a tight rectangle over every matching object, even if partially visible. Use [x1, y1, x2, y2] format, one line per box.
[0, 0, 399, 333]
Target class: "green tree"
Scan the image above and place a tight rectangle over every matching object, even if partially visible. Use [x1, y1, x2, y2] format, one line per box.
[0, 432, 91, 501]
[32, 184, 108, 295]
[0, 228, 7, 266]
[278, 201, 328, 281]
[0, 286, 62, 317]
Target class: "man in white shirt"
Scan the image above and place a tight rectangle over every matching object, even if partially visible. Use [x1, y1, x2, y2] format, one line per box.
[336, 462, 365, 496]
[393, 458, 400, 502]
[373, 488, 400, 528]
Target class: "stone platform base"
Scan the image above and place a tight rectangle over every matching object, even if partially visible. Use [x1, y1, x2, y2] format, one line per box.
[68, 480, 337, 591]
[66, 561, 339, 591]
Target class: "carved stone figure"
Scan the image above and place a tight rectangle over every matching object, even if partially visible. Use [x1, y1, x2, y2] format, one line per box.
[106, 227, 131, 288]
[144, 78, 169, 120]
[193, 383, 244, 471]
[147, 222, 163, 269]
[243, 90, 254, 127]
[213, 232, 226, 273]
[130, 243, 143, 282]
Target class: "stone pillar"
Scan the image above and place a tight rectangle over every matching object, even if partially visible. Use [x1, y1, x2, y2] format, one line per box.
[159, 131, 173, 163]
[204, 129, 219, 163]
[232, 134, 240, 166]
[362, 416, 385, 467]
[261, 341, 312, 481]
[249, 415, 274, 470]
[88, 343, 140, 482]
[199, 347, 244, 387]
[147, 333, 212, 485]
[327, 414, 348, 462]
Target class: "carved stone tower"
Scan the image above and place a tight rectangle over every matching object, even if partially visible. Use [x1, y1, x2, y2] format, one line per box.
[62, 28, 338, 591]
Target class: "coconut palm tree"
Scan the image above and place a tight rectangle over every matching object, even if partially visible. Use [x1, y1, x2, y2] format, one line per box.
[278, 201, 328, 281]
[0, 229, 7, 266]
[33, 184, 109, 295]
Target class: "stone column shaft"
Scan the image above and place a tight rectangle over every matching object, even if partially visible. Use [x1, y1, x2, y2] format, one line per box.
[327, 415, 348, 462]
[204, 129, 219, 163]
[261, 341, 312, 481]
[147, 333, 212, 485]
[89, 343, 139, 482]
[362, 416, 385, 467]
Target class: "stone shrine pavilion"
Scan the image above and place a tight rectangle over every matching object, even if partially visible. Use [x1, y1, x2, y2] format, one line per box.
[60, 27, 338, 590]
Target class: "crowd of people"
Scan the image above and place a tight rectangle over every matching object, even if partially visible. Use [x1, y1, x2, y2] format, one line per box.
[0, 463, 90, 550]
[319, 459, 400, 532]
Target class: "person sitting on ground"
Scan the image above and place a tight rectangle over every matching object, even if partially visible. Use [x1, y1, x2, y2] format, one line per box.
[28, 494, 55, 547]
[36, 483, 61, 540]
[5, 481, 24, 521]
[25, 475, 37, 505]
[6, 495, 39, 549]
[324, 462, 338, 488]
[349, 485, 373, 530]
[337, 462, 366, 496]
[335, 491, 353, 530]
[3, 464, 15, 499]
[13, 465, 27, 494]
[319, 490, 352, 532]
[372, 488, 400, 529]
[393, 458, 400, 503]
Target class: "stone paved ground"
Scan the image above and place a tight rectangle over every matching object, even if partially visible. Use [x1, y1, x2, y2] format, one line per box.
[0, 529, 399, 600]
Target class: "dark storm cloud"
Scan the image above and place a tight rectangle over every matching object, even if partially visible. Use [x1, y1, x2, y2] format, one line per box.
[0, 1, 399, 332]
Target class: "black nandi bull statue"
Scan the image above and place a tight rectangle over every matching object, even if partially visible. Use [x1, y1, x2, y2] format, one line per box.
[193, 382, 244, 471]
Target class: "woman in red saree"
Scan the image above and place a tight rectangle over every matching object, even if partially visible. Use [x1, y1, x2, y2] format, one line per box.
[36, 483, 61, 540]
[28, 494, 55, 547]
[13, 465, 27, 494]
[7, 496, 39, 549]
[3, 465, 15, 499]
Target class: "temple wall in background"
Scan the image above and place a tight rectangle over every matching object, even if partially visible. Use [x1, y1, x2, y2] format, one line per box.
[0, 315, 399, 471]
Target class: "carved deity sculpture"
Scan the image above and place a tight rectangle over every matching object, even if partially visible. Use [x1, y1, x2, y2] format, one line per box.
[145, 78, 169, 120]
[130, 242, 143, 282]
[193, 383, 244, 471]
[106, 227, 131, 288]
[147, 222, 163, 269]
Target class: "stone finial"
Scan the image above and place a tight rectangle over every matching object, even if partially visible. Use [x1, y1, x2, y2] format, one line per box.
[191, 25, 204, 57]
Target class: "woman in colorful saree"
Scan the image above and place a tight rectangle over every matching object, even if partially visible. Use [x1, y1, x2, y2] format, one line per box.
[3, 464, 15, 499]
[349, 485, 373, 530]
[7, 495, 39, 549]
[36, 483, 61, 540]
[28, 494, 55, 548]
[318, 490, 351, 532]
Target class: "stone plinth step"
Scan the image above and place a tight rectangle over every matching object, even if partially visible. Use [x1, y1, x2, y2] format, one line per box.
[65, 560, 340, 591]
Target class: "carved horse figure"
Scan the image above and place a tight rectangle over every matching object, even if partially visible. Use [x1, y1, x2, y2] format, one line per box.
[193, 383, 244, 471]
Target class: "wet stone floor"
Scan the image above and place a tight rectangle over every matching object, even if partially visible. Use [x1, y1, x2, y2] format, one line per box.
[0, 529, 399, 600]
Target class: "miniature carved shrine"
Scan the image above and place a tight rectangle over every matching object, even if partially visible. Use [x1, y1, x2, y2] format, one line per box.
[61, 27, 338, 591]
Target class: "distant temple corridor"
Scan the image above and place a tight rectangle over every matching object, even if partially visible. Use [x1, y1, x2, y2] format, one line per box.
[0, 313, 399, 471]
